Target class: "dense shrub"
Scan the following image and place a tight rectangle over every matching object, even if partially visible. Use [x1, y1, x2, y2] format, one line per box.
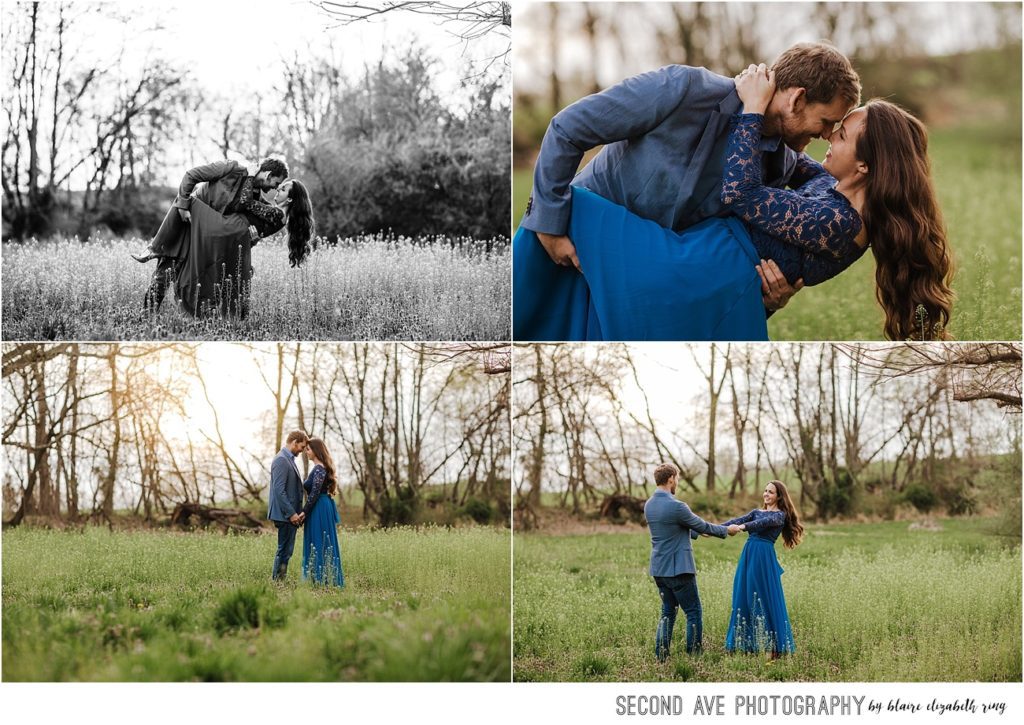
[818, 467, 857, 520]
[378, 486, 419, 527]
[458, 497, 495, 525]
[299, 46, 510, 241]
[903, 484, 939, 513]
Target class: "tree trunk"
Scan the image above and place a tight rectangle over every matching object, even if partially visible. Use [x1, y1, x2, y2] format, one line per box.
[32, 359, 55, 516]
[101, 348, 121, 522]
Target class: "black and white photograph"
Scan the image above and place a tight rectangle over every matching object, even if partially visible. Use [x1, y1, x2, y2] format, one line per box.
[1, 0, 511, 341]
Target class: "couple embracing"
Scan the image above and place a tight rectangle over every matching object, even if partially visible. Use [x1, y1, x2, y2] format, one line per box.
[516, 41, 953, 341]
[134, 157, 316, 317]
[268, 431, 344, 588]
[644, 463, 803, 661]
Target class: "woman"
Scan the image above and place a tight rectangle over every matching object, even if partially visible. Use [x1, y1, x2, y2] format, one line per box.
[721, 480, 803, 657]
[300, 437, 344, 588]
[174, 177, 315, 317]
[513, 66, 953, 341]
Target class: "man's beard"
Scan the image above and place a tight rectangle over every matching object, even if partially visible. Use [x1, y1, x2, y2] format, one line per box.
[781, 126, 812, 152]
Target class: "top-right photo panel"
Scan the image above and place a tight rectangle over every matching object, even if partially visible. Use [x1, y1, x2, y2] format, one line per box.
[512, 1, 1022, 342]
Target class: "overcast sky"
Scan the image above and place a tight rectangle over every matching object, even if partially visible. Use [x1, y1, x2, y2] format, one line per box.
[3, 0, 510, 187]
[517, 342, 1018, 473]
[513, 1, 1019, 94]
[73, 0, 509, 98]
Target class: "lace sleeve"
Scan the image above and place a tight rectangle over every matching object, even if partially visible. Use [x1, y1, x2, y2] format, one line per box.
[238, 178, 285, 230]
[721, 113, 861, 261]
[722, 510, 756, 527]
[742, 510, 786, 533]
[302, 466, 326, 517]
[796, 245, 863, 287]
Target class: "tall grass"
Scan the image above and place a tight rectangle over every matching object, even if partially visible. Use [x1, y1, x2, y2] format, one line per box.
[2, 526, 510, 681]
[1, 235, 510, 341]
[513, 518, 1021, 682]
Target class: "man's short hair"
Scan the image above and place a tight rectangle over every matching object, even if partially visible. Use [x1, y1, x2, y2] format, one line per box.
[259, 157, 289, 180]
[654, 463, 678, 486]
[772, 41, 861, 108]
[285, 430, 308, 445]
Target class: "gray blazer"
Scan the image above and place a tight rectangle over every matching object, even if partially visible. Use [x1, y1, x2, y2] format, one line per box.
[173, 159, 248, 213]
[644, 489, 727, 577]
[522, 65, 799, 235]
[150, 160, 249, 260]
[267, 446, 304, 523]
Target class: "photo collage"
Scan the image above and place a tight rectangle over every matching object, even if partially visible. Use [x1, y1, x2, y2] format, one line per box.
[1, 1, 1021, 722]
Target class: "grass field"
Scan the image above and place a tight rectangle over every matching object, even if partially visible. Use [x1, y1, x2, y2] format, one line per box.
[2, 526, 510, 681]
[513, 517, 1021, 682]
[512, 123, 1021, 340]
[1, 235, 510, 341]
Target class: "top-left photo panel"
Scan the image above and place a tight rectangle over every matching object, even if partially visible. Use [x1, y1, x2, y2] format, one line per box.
[1, 0, 512, 342]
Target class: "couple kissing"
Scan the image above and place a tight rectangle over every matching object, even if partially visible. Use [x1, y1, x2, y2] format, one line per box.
[516, 41, 954, 341]
[644, 463, 804, 661]
[135, 157, 316, 318]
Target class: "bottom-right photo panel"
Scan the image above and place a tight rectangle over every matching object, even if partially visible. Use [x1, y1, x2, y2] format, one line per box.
[512, 342, 1021, 683]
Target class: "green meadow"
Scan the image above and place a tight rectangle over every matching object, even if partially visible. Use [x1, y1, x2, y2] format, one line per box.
[514, 517, 1021, 682]
[2, 526, 510, 681]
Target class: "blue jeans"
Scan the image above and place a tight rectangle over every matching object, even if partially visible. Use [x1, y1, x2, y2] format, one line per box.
[654, 574, 703, 659]
[272, 520, 298, 580]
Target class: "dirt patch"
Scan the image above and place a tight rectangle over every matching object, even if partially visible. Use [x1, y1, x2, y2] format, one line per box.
[524, 507, 647, 536]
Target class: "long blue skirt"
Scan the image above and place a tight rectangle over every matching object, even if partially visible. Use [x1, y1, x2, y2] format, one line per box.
[512, 186, 768, 341]
[725, 537, 794, 654]
[302, 496, 344, 588]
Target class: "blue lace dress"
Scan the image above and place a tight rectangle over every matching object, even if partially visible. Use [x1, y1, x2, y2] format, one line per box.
[301, 464, 344, 587]
[721, 114, 866, 288]
[511, 113, 865, 341]
[721, 509, 794, 654]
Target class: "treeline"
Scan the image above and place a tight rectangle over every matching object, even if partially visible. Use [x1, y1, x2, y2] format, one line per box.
[1, 343, 511, 529]
[512, 343, 1021, 528]
[2, 2, 510, 241]
[287, 47, 510, 241]
[513, 2, 1021, 163]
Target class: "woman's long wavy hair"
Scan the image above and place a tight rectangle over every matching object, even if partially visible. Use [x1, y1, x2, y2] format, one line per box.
[768, 480, 803, 549]
[285, 179, 315, 268]
[306, 437, 337, 496]
[856, 100, 954, 340]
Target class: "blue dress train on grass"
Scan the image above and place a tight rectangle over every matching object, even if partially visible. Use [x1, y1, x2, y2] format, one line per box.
[721, 509, 794, 654]
[301, 464, 344, 587]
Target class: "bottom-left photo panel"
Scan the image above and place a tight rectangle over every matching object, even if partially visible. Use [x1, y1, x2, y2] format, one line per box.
[1, 342, 511, 682]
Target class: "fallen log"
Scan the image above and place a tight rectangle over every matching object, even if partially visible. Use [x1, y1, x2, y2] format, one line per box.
[599, 494, 647, 523]
[171, 502, 264, 532]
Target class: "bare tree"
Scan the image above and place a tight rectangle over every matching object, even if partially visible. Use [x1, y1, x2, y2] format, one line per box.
[694, 344, 729, 493]
[317, 1, 511, 71]
[841, 343, 1022, 411]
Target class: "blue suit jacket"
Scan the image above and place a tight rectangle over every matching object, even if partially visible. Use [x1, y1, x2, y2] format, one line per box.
[522, 65, 799, 235]
[644, 489, 728, 577]
[267, 446, 304, 523]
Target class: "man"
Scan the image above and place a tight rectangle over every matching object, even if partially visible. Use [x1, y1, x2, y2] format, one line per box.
[644, 463, 740, 660]
[522, 42, 861, 313]
[268, 430, 308, 581]
[134, 157, 288, 310]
